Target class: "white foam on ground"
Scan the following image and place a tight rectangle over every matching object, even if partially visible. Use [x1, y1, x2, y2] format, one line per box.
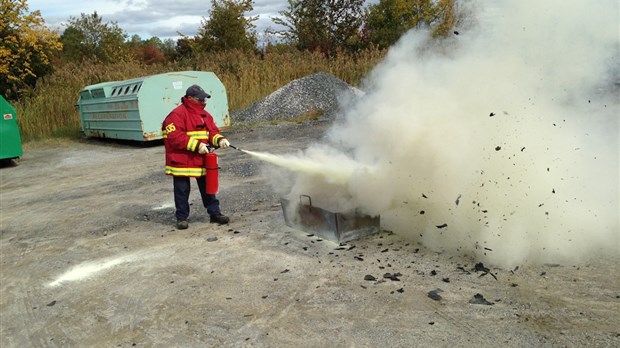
[48, 254, 138, 287]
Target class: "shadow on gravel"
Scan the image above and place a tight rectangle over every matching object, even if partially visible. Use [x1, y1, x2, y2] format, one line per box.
[0, 158, 19, 169]
[80, 137, 164, 149]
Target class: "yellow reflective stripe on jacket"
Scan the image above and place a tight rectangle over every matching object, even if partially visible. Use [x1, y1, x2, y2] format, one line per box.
[161, 129, 208, 148]
[187, 130, 208, 139]
[186, 137, 199, 151]
[165, 166, 206, 176]
[212, 134, 223, 147]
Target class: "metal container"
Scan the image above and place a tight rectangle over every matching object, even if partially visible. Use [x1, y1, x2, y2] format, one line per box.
[281, 195, 380, 243]
[77, 71, 229, 141]
[0, 95, 23, 161]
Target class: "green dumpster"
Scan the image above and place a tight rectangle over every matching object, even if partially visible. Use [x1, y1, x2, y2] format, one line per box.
[0, 95, 23, 161]
[77, 71, 230, 141]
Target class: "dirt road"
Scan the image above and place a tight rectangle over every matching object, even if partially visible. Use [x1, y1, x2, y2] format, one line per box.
[1, 121, 619, 347]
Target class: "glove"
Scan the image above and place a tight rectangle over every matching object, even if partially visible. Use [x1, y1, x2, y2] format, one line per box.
[218, 138, 230, 149]
[198, 142, 209, 154]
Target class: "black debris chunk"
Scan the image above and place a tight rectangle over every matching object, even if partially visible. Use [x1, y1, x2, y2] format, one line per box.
[364, 274, 376, 281]
[46, 300, 57, 307]
[348, 245, 356, 251]
[455, 194, 462, 206]
[484, 247, 493, 251]
[428, 289, 443, 301]
[469, 293, 494, 305]
[489, 112, 496, 117]
[474, 262, 490, 273]
[354, 256, 364, 261]
[422, 194, 428, 198]
[383, 272, 402, 281]
[453, 30, 459, 35]
[280, 269, 290, 273]
[430, 270, 437, 276]
[478, 272, 498, 280]
[456, 266, 471, 274]
[474, 262, 498, 280]
[396, 288, 405, 293]
[436, 223, 448, 229]
[442, 277, 451, 283]
[419, 210, 425, 215]
[495, 146, 502, 151]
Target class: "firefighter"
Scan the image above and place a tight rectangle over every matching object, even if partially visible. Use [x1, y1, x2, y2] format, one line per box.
[162, 84, 230, 229]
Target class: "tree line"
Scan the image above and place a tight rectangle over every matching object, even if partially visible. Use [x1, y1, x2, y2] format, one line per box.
[1, 0, 467, 100]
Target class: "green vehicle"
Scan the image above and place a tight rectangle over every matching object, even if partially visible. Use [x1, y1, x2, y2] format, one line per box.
[0, 95, 23, 162]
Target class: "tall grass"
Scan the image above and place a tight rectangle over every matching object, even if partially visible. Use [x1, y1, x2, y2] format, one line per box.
[13, 49, 386, 142]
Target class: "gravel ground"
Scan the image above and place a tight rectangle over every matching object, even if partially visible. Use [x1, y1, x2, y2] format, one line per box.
[1, 72, 619, 347]
[1, 120, 619, 347]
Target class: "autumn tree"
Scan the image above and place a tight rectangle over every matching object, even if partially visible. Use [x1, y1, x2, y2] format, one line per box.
[0, 0, 62, 98]
[126, 35, 166, 65]
[364, 0, 464, 49]
[272, 0, 365, 54]
[173, 36, 195, 61]
[195, 0, 258, 52]
[60, 12, 128, 63]
[160, 38, 177, 61]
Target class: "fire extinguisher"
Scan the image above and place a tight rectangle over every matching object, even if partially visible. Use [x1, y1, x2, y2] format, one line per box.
[205, 152, 219, 194]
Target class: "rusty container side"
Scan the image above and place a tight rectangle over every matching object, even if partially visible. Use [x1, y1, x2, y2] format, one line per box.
[335, 213, 381, 243]
[280, 197, 380, 243]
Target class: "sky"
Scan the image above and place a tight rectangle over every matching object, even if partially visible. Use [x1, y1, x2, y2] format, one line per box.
[27, 0, 290, 41]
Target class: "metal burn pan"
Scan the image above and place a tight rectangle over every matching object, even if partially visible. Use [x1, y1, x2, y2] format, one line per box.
[280, 195, 380, 243]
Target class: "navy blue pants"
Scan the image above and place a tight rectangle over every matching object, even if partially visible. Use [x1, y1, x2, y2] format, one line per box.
[173, 176, 220, 221]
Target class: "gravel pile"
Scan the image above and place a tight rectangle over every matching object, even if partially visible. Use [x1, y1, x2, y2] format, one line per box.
[231, 72, 362, 125]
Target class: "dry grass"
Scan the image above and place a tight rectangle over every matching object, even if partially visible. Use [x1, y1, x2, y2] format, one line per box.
[14, 49, 386, 142]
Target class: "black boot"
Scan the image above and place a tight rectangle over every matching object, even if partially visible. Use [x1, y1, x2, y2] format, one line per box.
[210, 213, 229, 225]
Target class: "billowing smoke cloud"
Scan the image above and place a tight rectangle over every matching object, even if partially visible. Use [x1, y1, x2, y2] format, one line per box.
[266, 0, 619, 268]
